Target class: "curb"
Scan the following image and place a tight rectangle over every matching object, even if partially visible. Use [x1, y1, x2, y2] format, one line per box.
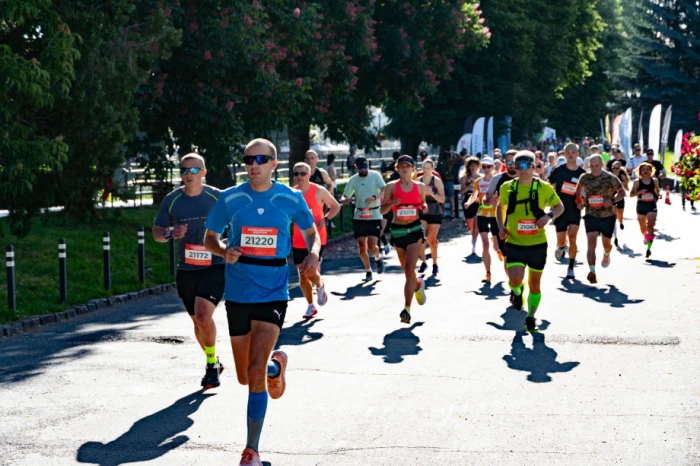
[0, 283, 177, 340]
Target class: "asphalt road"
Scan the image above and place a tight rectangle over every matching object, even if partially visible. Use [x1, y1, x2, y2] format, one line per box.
[1, 196, 699, 466]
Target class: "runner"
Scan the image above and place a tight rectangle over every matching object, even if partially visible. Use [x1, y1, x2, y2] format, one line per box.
[379, 152, 401, 254]
[380, 155, 428, 324]
[459, 156, 481, 255]
[630, 162, 661, 258]
[341, 156, 386, 281]
[627, 143, 645, 179]
[291, 162, 341, 319]
[203, 138, 321, 466]
[465, 156, 501, 282]
[417, 157, 446, 275]
[610, 160, 629, 247]
[304, 149, 333, 192]
[574, 155, 625, 284]
[497, 151, 564, 332]
[547, 143, 586, 279]
[153, 153, 225, 390]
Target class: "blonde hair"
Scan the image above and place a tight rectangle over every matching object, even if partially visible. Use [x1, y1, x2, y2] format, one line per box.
[245, 138, 277, 159]
[180, 153, 206, 168]
[422, 157, 435, 168]
[293, 162, 311, 172]
[637, 161, 656, 178]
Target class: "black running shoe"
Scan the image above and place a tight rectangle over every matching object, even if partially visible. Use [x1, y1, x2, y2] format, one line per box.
[513, 286, 524, 311]
[509, 291, 514, 303]
[614, 237, 619, 248]
[365, 271, 373, 281]
[620, 223, 625, 230]
[646, 249, 651, 258]
[400, 309, 411, 324]
[432, 264, 439, 275]
[201, 363, 221, 389]
[525, 316, 539, 333]
[418, 262, 428, 273]
[377, 257, 385, 274]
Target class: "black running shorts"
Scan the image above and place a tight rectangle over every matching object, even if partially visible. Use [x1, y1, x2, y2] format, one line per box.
[175, 265, 225, 316]
[505, 243, 548, 272]
[353, 219, 382, 239]
[636, 202, 657, 216]
[292, 246, 325, 265]
[584, 215, 616, 238]
[390, 220, 424, 250]
[554, 206, 582, 233]
[420, 214, 443, 225]
[463, 202, 478, 220]
[477, 216, 499, 235]
[613, 199, 625, 210]
[225, 300, 288, 336]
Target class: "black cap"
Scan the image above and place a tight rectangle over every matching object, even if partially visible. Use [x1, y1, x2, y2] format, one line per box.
[355, 156, 368, 169]
[645, 148, 654, 155]
[396, 155, 415, 166]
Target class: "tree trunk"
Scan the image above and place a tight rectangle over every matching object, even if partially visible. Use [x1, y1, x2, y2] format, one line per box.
[400, 135, 421, 159]
[288, 123, 310, 186]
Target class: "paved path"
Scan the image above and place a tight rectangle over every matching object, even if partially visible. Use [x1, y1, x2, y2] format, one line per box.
[1, 199, 699, 465]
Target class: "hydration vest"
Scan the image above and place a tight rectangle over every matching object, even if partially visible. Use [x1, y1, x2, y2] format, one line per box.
[505, 179, 546, 225]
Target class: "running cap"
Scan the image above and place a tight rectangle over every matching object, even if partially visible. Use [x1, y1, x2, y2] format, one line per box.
[349, 145, 358, 152]
[563, 142, 579, 151]
[480, 156, 494, 165]
[557, 156, 566, 166]
[355, 156, 368, 169]
[396, 155, 415, 166]
[645, 148, 654, 155]
[514, 150, 535, 165]
[633, 143, 641, 150]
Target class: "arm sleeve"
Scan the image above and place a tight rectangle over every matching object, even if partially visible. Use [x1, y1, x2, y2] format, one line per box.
[154, 195, 172, 227]
[204, 195, 228, 234]
[292, 192, 315, 230]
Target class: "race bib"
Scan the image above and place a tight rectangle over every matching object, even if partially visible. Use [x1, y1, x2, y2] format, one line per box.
[396, 207, 418, 221]
[517, 219, 539, 235]
[240, 227, 278, 257]
[588, 195, 604, 208]
[561, 182, 577, 196]
[640, 193, 655, 202]
[185, 245, 212, 266]
[358, 208, 373, 219]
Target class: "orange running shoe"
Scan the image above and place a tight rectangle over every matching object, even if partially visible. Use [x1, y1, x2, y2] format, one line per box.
[239, 448, 262, 466]
[268, 350, 288, 400]
[497, 250, 504, 262]
[482, 272, 492, 283]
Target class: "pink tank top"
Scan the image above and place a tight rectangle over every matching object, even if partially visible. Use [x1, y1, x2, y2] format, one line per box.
[392, 181, 422, 222]
[293, 183, 327, 248]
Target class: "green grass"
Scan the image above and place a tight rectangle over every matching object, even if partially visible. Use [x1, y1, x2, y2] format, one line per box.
[0, 208, 172, 323]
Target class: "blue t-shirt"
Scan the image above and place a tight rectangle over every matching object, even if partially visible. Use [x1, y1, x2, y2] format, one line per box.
[205, 181, 314, 303]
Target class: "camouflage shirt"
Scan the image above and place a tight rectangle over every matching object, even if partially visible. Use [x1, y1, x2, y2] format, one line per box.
[578, 171, 622, 218]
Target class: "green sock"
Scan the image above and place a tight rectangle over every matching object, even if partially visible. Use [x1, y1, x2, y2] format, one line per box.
[204, 345, 217, 365]
[527, 292, 542, 317]
[509, 283, 523, 296]
[589, 265, 595, 272]
[647, 240, 653, 250]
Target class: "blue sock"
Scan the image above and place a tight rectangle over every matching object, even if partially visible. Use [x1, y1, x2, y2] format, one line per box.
[246, 391, 268, 452]
[267, 360, 280, 378]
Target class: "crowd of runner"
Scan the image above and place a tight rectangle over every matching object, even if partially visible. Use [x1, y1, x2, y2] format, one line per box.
[151, 137, 676, 466]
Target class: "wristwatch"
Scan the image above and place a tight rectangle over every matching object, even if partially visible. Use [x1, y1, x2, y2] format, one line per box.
[163, 229, 173, 240]
[547, 211, 554, 219]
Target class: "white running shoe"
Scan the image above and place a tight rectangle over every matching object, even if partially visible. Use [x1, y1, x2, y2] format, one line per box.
[303, 304, 318, 319]
[554, 246, 565, 261]
[317, 282, 328, 306]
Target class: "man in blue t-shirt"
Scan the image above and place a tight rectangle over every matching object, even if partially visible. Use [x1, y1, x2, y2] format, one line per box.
[204, 138, 319, 466]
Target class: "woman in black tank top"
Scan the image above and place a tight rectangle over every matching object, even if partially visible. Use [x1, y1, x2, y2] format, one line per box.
[610, 161, 628, 233]
[630, 162, 660, 258]
[417, 159, 445, 274]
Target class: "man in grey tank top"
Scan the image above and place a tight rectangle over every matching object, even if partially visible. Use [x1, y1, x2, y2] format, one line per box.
[153, 153, 226, 390]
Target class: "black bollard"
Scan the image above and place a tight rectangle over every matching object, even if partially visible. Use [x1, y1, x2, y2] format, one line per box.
[138, 226, 145, 284]
[103, 232, 111, 290]
[6, 246, 16, 312]
[169, 234, 176, 276]
[59, 239, 67, 303]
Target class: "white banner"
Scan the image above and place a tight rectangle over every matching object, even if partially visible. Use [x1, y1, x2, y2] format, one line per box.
[487, 117, 494, 157]
[600, 119, 605, 143]
[638, 109, 644, 152]
[659, 105, 673, 163]
[674, 129, 683, 162]
[623, 108, 633, 162]
[648, 104, 662, 159]
[471, 117, 485, 157]
[457, 133, 471, 154]
[619, 111, 629, 162]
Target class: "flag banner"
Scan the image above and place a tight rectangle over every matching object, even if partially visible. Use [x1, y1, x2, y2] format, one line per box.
[600, 119, 605, 142]
[457, 133, 471, 154]
[612, 114, 622, 145]
[638, 109, 644, 152]
[487, 117, 494, 157]
[674, 129, 683, 163]
[623, 108, 633, 162]
[648, 104, 662, 159]
[471, 117, 485, 157]
[659, 105, 673, 164]
[620, 111, 630, 162]
[605, 114, 611, 143]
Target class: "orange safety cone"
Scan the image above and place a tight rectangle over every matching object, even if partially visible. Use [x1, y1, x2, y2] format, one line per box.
[665, 186, 672, 205]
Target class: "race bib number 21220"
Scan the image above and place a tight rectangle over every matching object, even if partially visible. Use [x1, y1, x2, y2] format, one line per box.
[240, 227, 278, 257]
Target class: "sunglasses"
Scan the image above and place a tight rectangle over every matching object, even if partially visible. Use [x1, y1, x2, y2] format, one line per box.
[243, 154, 275, 165]
[516, 162, 532, 170]
[505, 161, 515, 166]
[180, 167, 202, 175]
[293, 171, 308, 177]
[481, 165, 493, 169]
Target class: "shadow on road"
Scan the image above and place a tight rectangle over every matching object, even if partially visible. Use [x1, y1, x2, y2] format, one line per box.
[558, 279, 644, 308]
[368, 322, 424, 364]
[276, 318, 324, 349]
[644, 259, 676, 268]
[487, 308, 550, 332]
[468, 281, 509, 301]
[330, 280, 381, 301]
[655, 232, 678, 242]
[616, 243, 643, 258]
[463, 253, 483, 264]
[77, 390, 214, 466]
[424, 274, 441, 289]
[503, 332, 580, 383]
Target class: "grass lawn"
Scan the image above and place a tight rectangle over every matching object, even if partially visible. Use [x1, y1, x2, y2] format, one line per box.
[0, 207, 172, 323]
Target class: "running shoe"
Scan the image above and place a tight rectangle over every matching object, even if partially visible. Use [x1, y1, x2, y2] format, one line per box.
[497, 250, 504, 262]
[415, 277, 427, 305]
[482, 272, 491, 283]
[217, 356, 225, 376]
[525, 316, 539, 333]
[566, 268, 575, 279]
[554, 246, 566, 261]
[303, 304, 318, 319]
[614, 237, 619, 247]
[432, 264, 439, 275]
[201, 362, 221, 389]
[268, 350, 288, 400]
[643, 237, 648, 245]
[384, 244, 390, 255]
[377, 257, 385, 274]
[317, 282, 328, 306]
[512, 285, 524, 311]
[646, 249, 652, 258]
[601, 253, 611, 268]
[418, 261, 428, 273]
[692, 206, 697, 212]
[509, 291, 514, 304]
[365, 271, 373, 282]
[239, 448, 262, 466]
[587, 271, 597, 284]
[400, 308, 411, 324]
[620, 223, 625, 230]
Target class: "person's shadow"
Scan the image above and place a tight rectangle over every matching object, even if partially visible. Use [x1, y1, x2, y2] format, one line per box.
[487, 308, 550, 332]
[330, 281, 381, 301]
[369, 322, 424, 364]
[616, 243, 643, 258]
[645, 259, 676, 268]
[559, 279, 644, 308]
[655, 232, 678, 242]
[463, 253, 482, 264]
[424, 274, 442, 289]
[469, 281, 510, 301]
[503, 332, 579, 383]
[77, 390, 214, 466]
[276, 318, 324, 349]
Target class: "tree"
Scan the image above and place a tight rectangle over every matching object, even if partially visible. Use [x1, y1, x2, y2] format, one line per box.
[0, 0, 80, 236]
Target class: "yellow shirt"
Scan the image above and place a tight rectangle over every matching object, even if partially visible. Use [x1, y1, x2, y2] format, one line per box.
[499, 179, 560, 246]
